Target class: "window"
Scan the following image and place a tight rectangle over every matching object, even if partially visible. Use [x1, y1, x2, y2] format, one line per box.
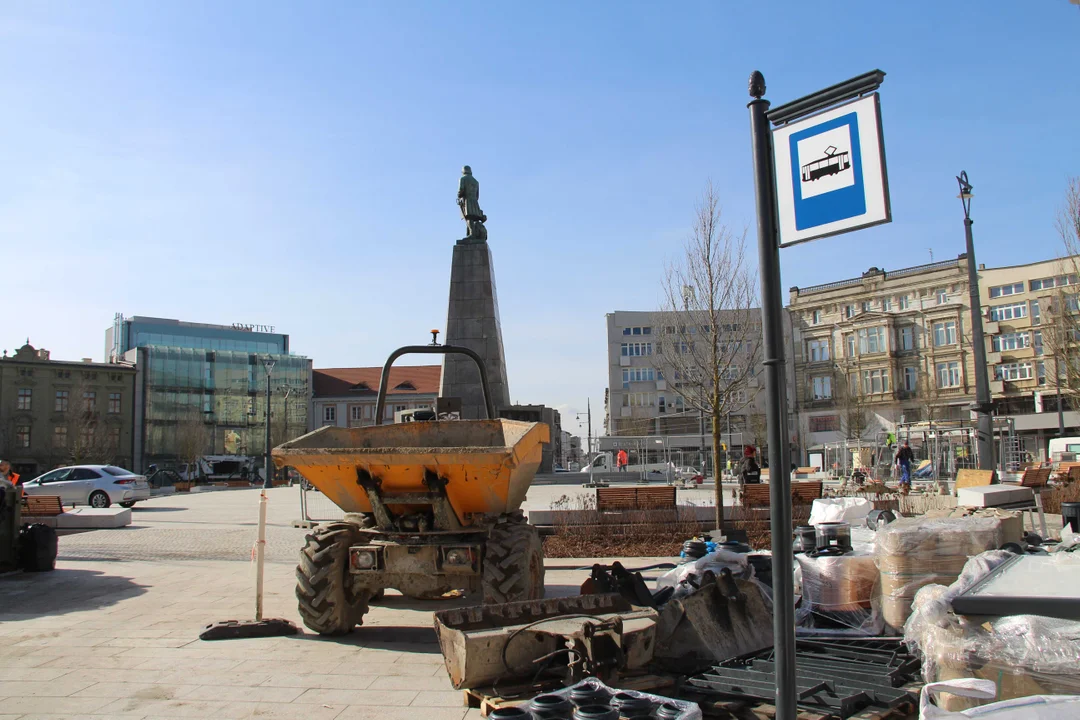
[620, 342, 653, 357]
[933, 321, 958, 347]
[1031, 300, 1041, 326]
[936, 361, 961, 388]
[996, 362, 1034, 382]
[350, 405, 363, 421]
[845, 334, 856, 358]
[622, 326, 651, 336]
[108, 392, 121, 414]
[881, 297, 892, 312]
[82, 391, 96, 413]
[16, 425, 30, 447]
[55, 390, 69, 412]
[1067, 294, 1080, 313]
[53, 426, 67, 447]
[108, 426, 121, 447]
[812, 310, 822, 325]
[657, 396, 666, 414]
[899, 295, 910, 310]
[1030, 274, 1079, 292]
[844, 305, 855, 319]
[858, 327, 886, 354]
[989, 283, 1024, 298]
[936, 288, 948, 305]
[861, 368, 890, 394]
[898, 326, 915, 351]
[809, 415, 839, 433]
[1033, 330, 1044, 355]
[861, 301, 871, 313]
[323, 405, 336, 422]
[807, 339, 830, 362]
[992, 332, 1031, 352]
[989, 302, 1027, 322]
[903, 366, 918, 392]
[622, 392, 654, 407]
[55, 369, 70, 379]
[720, 365, 741, 381]
[1037, 361, 1047, 386]
[364, 405, 372, 419]
[727, 390, 748, 404]
[811, 376, 832, 400]
[16, 388, 31, 410]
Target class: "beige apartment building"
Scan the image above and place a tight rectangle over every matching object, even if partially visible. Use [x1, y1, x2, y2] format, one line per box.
[789, 257, 978, 454]
[788, 254, 1080, 462]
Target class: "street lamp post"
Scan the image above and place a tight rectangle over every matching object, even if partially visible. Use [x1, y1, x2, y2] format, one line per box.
[262, 358, 276, 489]
[957, 172, 996, 473]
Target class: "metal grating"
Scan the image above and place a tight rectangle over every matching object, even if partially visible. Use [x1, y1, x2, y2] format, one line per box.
[686, 638, 920, 719]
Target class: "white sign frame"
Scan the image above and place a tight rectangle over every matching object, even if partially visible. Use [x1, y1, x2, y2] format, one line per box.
[772, 93, 891, 247]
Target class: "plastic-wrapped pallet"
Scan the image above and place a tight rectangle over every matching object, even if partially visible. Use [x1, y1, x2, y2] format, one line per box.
[874, 516, 1006, 634]
[796, 551, 882, 635]
[905, 551, 1080, 712]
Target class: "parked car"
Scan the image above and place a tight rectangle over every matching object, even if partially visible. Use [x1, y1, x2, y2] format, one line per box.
[21, 465, 150, 508]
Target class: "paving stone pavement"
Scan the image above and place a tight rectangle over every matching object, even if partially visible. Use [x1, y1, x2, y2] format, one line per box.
[1, 487, 673, 719]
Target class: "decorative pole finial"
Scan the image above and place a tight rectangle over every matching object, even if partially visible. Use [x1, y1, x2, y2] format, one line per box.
[749, 71, 766, 99]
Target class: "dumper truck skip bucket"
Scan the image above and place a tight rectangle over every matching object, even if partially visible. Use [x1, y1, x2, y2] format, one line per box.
[272, 339, 549, 636]
[274, 419, 548, 525]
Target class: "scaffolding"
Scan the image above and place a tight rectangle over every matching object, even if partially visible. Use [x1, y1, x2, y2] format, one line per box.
[894, 417, 1022, 482]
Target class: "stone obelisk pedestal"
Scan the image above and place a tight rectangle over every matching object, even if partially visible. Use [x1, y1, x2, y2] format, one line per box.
[441, 240, 511, 419]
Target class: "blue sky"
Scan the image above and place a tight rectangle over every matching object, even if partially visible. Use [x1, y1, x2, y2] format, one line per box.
[2, 2, 1077, 440]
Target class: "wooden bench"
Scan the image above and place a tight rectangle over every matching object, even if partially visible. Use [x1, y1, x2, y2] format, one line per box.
[1004, 467, 1052, 537]
[20, 495, 65, 517]
[741, 481, 823, 508]
[595, 486, 676, 512]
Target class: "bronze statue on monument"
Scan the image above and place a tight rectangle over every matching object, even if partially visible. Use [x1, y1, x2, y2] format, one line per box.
[457, 165, 488, 244]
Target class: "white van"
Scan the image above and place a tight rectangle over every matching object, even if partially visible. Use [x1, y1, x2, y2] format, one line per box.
[580, 452, 676, 477]
[1048, 437, 1080, 463]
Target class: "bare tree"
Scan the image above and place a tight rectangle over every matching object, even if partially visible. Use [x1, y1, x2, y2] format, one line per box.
[654, 182, 759, 530]
[915, 363, 944, 427]
[836, 371, 871, 444]
[1047, 177, 1080, 403]
[174, 410, 210, 482]
[57, 374, 120, 466]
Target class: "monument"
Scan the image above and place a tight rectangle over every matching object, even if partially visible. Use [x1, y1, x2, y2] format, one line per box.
[440, 166, 512, 419]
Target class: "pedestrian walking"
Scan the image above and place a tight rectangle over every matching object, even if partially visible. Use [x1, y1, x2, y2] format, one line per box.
[895, 440, 914, 493]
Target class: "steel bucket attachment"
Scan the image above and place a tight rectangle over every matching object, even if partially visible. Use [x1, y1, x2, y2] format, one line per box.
[654, 568, 773, 674]
[433, 593, 658, 690]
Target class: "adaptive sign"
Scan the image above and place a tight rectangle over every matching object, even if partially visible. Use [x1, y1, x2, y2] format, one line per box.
[772, 93, 890, 247]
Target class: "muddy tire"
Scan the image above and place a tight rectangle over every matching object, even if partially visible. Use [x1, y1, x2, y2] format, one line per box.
[482, 515, 545, 604]
[295, 524, 370, 635]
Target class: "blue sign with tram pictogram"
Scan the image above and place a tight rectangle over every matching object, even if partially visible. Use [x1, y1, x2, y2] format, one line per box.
[773, 94, 890, 246]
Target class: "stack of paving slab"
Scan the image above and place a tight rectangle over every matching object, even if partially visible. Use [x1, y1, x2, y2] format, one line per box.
[23, 507, 132, 530]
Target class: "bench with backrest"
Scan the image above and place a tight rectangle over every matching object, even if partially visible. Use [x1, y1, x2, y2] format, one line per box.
[1003, 467, 1052, 537]
[20, 495, 65, 517]
[595, 485, 676, 512]
[741, 481, 823, 508]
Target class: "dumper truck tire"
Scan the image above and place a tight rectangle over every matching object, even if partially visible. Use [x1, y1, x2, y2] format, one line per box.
[482, 515, 545, 604]
[295, 524, 371, 635]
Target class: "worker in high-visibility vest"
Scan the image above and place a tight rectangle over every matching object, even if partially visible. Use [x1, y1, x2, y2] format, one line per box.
[0, 460, 20, 497]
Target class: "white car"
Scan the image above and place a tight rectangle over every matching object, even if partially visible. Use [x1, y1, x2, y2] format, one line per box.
[22, 465, 150, 508]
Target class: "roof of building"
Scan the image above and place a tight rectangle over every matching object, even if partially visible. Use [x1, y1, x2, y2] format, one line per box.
[313, 365, 442, 397]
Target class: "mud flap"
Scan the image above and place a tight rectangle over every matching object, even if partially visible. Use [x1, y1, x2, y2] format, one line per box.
[654, 568, 773, 674]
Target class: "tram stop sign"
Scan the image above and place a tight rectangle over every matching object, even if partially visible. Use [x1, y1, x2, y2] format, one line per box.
[772, 93, 890, 247]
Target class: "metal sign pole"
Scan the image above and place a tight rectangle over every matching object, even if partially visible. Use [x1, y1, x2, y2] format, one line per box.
[748, 70, 797, 720]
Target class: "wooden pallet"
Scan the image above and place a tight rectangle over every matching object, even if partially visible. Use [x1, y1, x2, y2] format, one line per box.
[463, 674, 678, 716]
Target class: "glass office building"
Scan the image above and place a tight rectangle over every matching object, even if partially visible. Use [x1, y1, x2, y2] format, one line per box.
[107, 315, 310, 470]
[106, 315, 288, 362]
[131, 346, 311, 469]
